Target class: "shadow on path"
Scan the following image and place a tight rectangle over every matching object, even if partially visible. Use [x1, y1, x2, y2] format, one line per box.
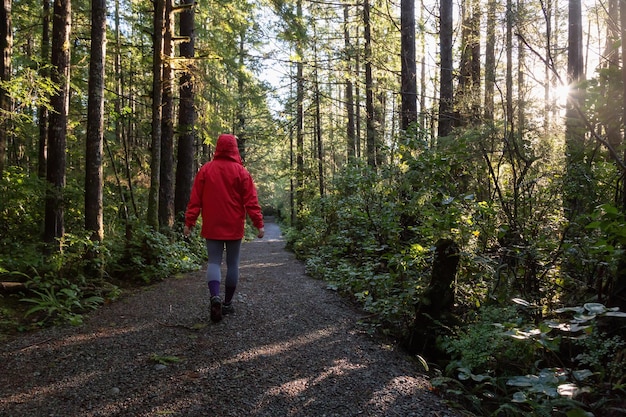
[0, 222, 459, 417]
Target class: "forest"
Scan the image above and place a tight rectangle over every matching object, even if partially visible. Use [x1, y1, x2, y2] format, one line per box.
[1, 0, 626, 415]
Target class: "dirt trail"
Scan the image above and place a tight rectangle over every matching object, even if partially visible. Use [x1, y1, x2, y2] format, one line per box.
[0, 222, 459, 416]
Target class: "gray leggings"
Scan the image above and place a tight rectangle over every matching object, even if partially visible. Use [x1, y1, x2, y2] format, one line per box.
[205, 239, 242, 288]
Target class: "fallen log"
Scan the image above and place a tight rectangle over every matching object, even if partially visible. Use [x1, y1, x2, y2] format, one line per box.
[0, 281, 27, 294]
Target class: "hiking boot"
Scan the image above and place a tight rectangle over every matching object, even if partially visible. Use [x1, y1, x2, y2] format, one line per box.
[222, 302, 235, 315]
[210, 296, 223, 323]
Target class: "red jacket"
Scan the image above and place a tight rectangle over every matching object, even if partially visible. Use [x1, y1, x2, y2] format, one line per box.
[185, 134, 264, 240]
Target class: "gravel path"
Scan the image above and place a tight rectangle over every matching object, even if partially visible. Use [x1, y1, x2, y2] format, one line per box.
[0, 222, 459, 416]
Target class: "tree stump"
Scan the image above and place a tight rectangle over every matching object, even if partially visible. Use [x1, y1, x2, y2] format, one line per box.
[405, 238, 460, 359]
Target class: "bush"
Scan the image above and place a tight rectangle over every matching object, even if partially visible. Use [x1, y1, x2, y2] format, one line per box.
[108, 223, 204, 284]
[433, 301, 626, 416]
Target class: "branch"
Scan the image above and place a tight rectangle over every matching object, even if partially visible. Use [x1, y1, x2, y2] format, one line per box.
[517, 33, 626, 172]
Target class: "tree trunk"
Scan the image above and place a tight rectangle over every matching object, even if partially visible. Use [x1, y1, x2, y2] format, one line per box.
[484, 0, 495, 121]
[343, 3, 356, 160]
[147, 0, 166, 229]
[159, 1, 174, 230]
[469, 0, 480, 122]
[44, 0, 71, 247]
[564, 0, 586, 219]
[364, 0, 376, 167]
[438, 0, 453, 138]
[612, 0, 626, 314]
[0, 0, 12, 175]
[236, 30, 246, 161]
[174, 0, 195, 217]
[355, 38, 362, 158]
[400, 0, 417, 131]
[313, 34, 324, 199]
[602, 0, 620, 155]
[406, 238, 460, 357]
[543, 0, 552, 129]
[418, 1, 427, 139]
[517, 1, 525, 138]
[85, 0, 106, 242]
[457, 0, 471, 125]
[38, 0, 50, 179]
[295, 0, 304, 227]
[505, 0, 513, 135]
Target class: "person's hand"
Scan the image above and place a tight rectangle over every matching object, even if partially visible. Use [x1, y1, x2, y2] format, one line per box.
[257, 227, 265, 239]
[184, 225, 192, 237]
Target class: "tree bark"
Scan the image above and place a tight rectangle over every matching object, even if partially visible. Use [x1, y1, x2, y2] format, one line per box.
[613, 0, 626, 313]
[85, 0, 106, 242]
[400, 0, 417, 131]
[313, 33, 324, 199]
[159, 1, 175, 230]
[406, 238, 460, 357]
[343, 3, 356, 160]
[364, 0, 376, 167]
[38, 0, 50, 179]
[438, 0, 453, 138]
[564, 0, 586, 219]
[147, 0, 166, 229]
[505, 0, 513, 135]
[44, 0, 71, 247]
[484, 0, 495, 121]
[295, 0, 304, 226]
[236, 30, 247, 161]
[174, 0, 196, 217]
[0, 0, 12, 175]
[602, 0, 620, 155]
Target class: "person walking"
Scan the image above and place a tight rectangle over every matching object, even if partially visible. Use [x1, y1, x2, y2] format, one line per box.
[183, 133, 264, 323]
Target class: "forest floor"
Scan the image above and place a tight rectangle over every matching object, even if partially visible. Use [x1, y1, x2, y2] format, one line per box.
[0, 221, 460, 416]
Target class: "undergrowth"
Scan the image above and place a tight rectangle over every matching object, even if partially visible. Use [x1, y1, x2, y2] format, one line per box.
[285, 149, 626, 416]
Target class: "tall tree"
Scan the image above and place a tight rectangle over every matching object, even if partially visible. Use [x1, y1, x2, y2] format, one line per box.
[147, 0, 166, 228]
[505, 0, 513, 134]
[85, 0, 106, 242]
[174, 0, 195, 217]
[236, 30, 247, 160]
[438, 0, 453, 138]
[44, 0, 71, 246]
[516, 1, 526, 138]
[343, 3, 356, 160]
[295, 0, 305, 225]
[38, 0, 50, 179]
[615, 0, 626, 313]
[400, 0, 417, 131]
[601, 0, 620, 154]
[313, 25, 324, 198]
[0, 0, 11, 174]
[484, 0, 496, 121]
[564, 0, 585, 219]
[364, 0, 376, 166]
[159, 1, 174, 230]
[542, 0, 553, 130]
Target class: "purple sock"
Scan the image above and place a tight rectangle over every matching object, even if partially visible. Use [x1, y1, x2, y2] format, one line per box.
[208, 280, 220, 298]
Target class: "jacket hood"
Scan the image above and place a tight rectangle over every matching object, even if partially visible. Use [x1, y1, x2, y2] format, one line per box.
[214, 134, 242, 163]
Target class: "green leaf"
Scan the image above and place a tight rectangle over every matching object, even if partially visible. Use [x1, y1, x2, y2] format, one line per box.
[507, 375, 534, 387]
[511, 391, 527, 403]
[585, 221, 602, 229]
[511, 298, 531, 307]
[583, 303, 606, 314]
[571, 369, 594, 381]
[565, 408, 594, 417]
[555, 306, 584, 314]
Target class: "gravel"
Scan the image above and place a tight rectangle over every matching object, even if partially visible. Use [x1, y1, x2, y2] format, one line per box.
[0, 222, 460, 416]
